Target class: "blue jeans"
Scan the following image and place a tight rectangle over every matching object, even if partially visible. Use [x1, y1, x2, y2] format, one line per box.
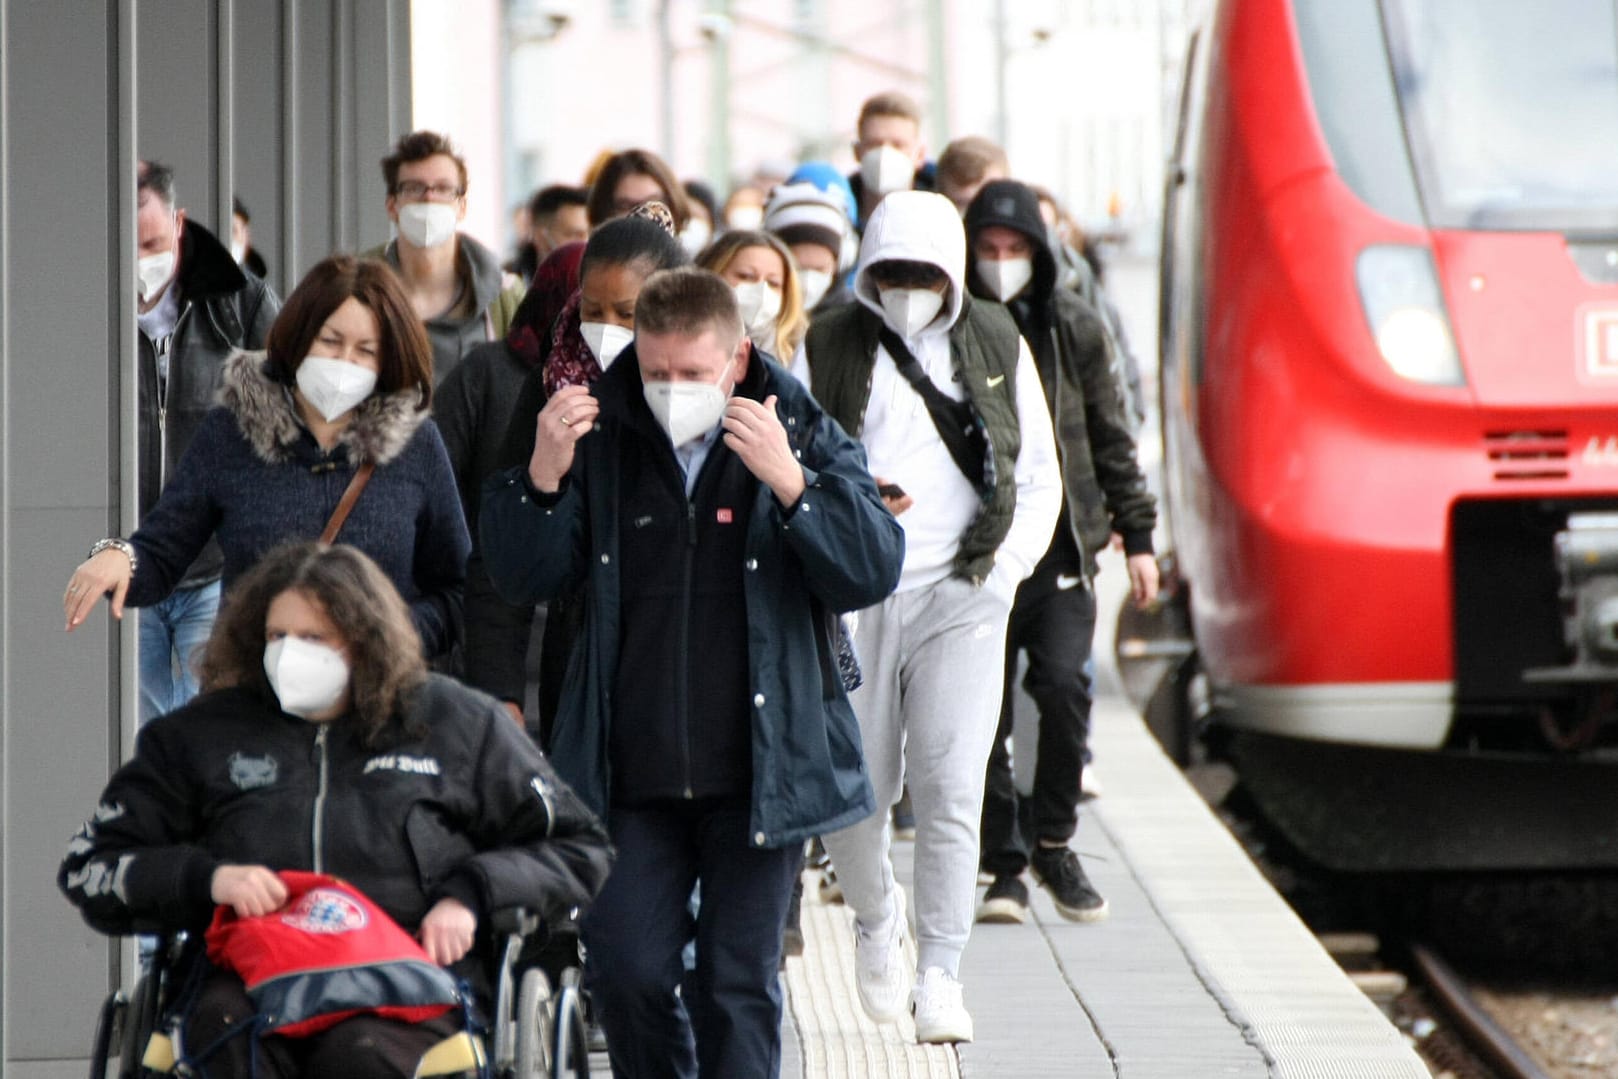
[139, 580, 221, 723]
[583, 798, 800, 1079]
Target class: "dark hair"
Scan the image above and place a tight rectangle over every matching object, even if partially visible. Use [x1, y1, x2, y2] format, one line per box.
[529, 183, 588, 221]
[381, 130, 468, 195]
[858, 90, 923, 130]
[580, 213, 689, 284]
[266, 255, 434, 410]
[633, 267, 744, 352]
[198, 542, 428, 747]
[232, 194, 251, 222]
[137, 160, 177, 210]
[586, 149, 690, 232]
[683, 179, 718, 223]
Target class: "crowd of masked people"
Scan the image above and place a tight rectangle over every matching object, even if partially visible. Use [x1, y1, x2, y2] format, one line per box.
[55, 87, 1158, 1079]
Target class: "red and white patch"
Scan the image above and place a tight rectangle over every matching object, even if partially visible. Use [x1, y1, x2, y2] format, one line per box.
[280, 888, 368, 934]
[716, 508, 734, 524]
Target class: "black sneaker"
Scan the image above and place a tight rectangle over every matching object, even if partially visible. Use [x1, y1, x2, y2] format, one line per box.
[1030, 846, 1109, 922]
[891, 790, 917, 841]
[975, 873, 1030, 924]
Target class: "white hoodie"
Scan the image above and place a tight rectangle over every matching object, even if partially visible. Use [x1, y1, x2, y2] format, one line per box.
[793, 190, 1061, 596]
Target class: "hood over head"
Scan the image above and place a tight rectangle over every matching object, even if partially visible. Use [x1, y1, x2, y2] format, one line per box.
[963, 179, 1056, 302]
[853, 189, 966, 338]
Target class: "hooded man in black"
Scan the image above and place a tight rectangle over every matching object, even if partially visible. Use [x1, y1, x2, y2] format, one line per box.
[963, 179, 1159, 924]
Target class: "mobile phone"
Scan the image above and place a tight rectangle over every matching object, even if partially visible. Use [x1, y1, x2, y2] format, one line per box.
[878, 483, 907, 500]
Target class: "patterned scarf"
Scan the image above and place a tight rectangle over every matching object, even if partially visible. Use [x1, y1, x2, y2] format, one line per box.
[541, 290, 603, 397]
[505, 241, 586, 370]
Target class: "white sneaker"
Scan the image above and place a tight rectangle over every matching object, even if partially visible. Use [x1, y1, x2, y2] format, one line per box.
[853, 886, 910, 1023]
[911, 966, 973, 1044]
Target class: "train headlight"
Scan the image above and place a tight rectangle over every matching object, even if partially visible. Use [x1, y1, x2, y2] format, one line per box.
[1355, 245, 1465, 387]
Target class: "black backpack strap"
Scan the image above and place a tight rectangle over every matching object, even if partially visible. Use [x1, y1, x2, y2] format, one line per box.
[876, 325, 988, 492]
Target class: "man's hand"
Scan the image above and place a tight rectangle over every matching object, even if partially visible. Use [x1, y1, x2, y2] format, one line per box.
[723, 395, 806, 507]
[63, 548, 134, 632]
[419, 897, 478, 966]
[1126, 553, 1160, 610]
[873, 475, 914, 516]
[529, 385, 599, 493]
[211, 864, 289, 919]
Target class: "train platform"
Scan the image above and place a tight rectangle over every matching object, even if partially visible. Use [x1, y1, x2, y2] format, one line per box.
[774, 693, 1431, 1077]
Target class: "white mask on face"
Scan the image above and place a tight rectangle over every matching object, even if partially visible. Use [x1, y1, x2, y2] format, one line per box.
[397, 202, 458, 249]
[679, 218, 713, 256]
[799, 269, 833, 310]
[879, 287, 945, 338]
[580, 321, 635, 368]
[732, 281, 782, 344]
[860, 145, 916, 197]
[644, 361, 734, 447]
[725, 207, 764, 231]
[264, 637, 350, 720]
[296, 355, 379, 422]
[977, 257, 1034, 302]
[137, 251, 176, 303]
[229, 239, 248, 265]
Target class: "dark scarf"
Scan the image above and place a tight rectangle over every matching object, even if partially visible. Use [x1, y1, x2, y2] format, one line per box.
[505, 241, 586, 370]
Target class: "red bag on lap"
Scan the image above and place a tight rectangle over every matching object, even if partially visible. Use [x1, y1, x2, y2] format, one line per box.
[205, 870, 461, 1037]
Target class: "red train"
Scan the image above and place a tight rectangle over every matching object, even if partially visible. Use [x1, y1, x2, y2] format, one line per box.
[1157, 0, 1618, 870]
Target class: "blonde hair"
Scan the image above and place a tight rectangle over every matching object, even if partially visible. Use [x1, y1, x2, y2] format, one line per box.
[695, 230, 807, 359]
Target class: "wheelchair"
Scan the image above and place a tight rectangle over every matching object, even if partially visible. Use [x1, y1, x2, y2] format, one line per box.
[88, 908, 591, 1079]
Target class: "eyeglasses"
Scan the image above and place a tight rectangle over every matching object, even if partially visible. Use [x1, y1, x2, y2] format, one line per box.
[394, 180, 465, 202]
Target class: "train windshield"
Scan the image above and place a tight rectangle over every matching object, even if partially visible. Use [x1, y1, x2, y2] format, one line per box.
[1381, 0, 1618, 233]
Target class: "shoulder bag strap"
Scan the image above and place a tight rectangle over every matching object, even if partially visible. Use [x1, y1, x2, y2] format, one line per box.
[320, 461, 376, 544]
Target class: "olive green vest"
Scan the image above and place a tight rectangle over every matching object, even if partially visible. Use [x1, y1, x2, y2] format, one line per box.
[806, 295, 1021, 582]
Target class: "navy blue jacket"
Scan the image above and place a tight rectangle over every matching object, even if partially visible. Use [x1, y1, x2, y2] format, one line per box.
[126, 352, 470, 656]
[480, 348, 904, 849]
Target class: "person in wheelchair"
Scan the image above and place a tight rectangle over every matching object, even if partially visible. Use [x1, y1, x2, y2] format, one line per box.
[60, 541, 613, 1078]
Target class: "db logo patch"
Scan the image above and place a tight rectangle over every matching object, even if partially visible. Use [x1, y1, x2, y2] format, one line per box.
[281, 888, 368, 934]
[1578, 304, 1618, 382]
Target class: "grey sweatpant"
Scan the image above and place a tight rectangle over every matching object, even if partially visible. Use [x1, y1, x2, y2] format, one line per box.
[821, 576, 1012, 977]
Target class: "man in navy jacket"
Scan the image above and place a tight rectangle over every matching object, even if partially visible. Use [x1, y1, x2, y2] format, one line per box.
[482, 267, 902, 1078]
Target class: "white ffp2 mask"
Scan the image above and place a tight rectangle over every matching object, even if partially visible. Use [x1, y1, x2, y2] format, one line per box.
[860, 145, 916, 197]
[798, 269, 833, 310]
[644, 362, 734, 447]
[296, 355, 378, 422]
[264, 637, 350, 720]
[977, 257, 1033, 302]
[137, 251, 176, 303]
[732, 281, 782, 345]
[580, 322, 634, 368]
[397, 202, 458, 249]
[879, 287, 945, 338]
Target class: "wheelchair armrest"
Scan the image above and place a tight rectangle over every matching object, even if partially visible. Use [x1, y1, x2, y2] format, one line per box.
[490, 907, 542, 939]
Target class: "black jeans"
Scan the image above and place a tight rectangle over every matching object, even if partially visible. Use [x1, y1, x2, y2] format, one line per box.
[582, 797, 801, 1079]
[980, 563, 1097, 878]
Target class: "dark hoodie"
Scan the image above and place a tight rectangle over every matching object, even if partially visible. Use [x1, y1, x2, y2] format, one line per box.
[964, 180, 1155, 576]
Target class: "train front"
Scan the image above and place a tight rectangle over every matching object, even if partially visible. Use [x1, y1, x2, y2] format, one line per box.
[1162, 0, 1618, 871]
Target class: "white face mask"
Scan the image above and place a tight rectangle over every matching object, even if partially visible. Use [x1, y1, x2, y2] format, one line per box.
[264, 637, 351, 720]
[229, 239, 248, 265]
[580, 321, 635, 368]
[977, 257, 1034, 302]
[137, 251, 176, 303]
[860, 145, 916, 197]
[397, 202, 458, 249]
[296, 355, 378, 422]
[725, 207, 764, 231]
[644, 360, 734, 447]
[732, 281, 782, 344]
[879, 287, 945, 338]
[680, 218, 713, 257]
[799, 269, 833, 310]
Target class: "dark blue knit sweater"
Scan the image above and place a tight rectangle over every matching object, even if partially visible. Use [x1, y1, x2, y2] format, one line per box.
[126, 352, 470, 655]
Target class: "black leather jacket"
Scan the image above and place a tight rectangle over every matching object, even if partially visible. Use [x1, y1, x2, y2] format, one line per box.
[138, 220, 279, 587]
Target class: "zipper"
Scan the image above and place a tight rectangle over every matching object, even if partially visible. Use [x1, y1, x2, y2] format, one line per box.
[1047, 324, 1089, 570]
[311, 726, 331, 872]
[678, 500, 697, 799]
[154, 303, 194, 492]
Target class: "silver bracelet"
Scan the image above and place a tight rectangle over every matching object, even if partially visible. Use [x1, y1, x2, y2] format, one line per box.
[88, 537, 138, 577]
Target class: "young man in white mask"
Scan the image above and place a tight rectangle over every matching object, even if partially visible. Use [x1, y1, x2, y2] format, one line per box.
[964, 179, 1159, 927]
[132, 160, 281, 723]
[847, 91, 937, 233]
[794, 189, 1062, 1044]
[480, 267, 903, 1079]
[369, 131, 524, 388]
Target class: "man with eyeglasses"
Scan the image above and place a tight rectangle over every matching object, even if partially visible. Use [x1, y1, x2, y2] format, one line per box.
[369, 130, 525, 386]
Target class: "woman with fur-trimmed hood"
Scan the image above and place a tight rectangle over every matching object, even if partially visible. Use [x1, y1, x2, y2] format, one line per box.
[64, 255, 470, 659]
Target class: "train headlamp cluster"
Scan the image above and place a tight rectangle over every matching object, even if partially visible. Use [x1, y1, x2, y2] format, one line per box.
[1355, 245, 1466, 387]
[1555, 516, 1618, 669]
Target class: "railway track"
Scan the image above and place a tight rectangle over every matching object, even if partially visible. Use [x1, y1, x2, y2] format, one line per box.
[1407, 943, 1553, 1079]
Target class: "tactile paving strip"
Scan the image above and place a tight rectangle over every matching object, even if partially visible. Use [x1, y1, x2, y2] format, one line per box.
[783, 885, 961, 1079]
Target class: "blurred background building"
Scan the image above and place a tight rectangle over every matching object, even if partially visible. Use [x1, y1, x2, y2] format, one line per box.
[414, 0, 1207, 256]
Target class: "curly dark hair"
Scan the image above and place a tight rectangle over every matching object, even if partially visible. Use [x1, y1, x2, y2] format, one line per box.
[197, 542, 428, 746]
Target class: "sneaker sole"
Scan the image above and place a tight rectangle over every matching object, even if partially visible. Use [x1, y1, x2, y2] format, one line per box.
[974, 897, 1029, 924]
[914, 1017, 974, 1044]
[1050, 895, 1110, 923]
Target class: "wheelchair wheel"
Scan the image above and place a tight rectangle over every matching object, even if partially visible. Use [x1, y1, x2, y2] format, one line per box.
[551, 968, 591, 1079]
[89, 990, 126, 1079]
[514, 967, 553, 1079]
[118, 971, 160, 1079]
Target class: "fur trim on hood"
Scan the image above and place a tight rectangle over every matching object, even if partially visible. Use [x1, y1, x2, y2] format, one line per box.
[218, 350, 428, 467]
[852, 189, 967, 340]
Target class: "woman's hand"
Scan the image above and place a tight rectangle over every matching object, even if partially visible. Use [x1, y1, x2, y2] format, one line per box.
[211, 864, 289, 918]
[529, 385, 599, 493]
[63, 548, 134, 632]
[419, 897, 478, 966]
